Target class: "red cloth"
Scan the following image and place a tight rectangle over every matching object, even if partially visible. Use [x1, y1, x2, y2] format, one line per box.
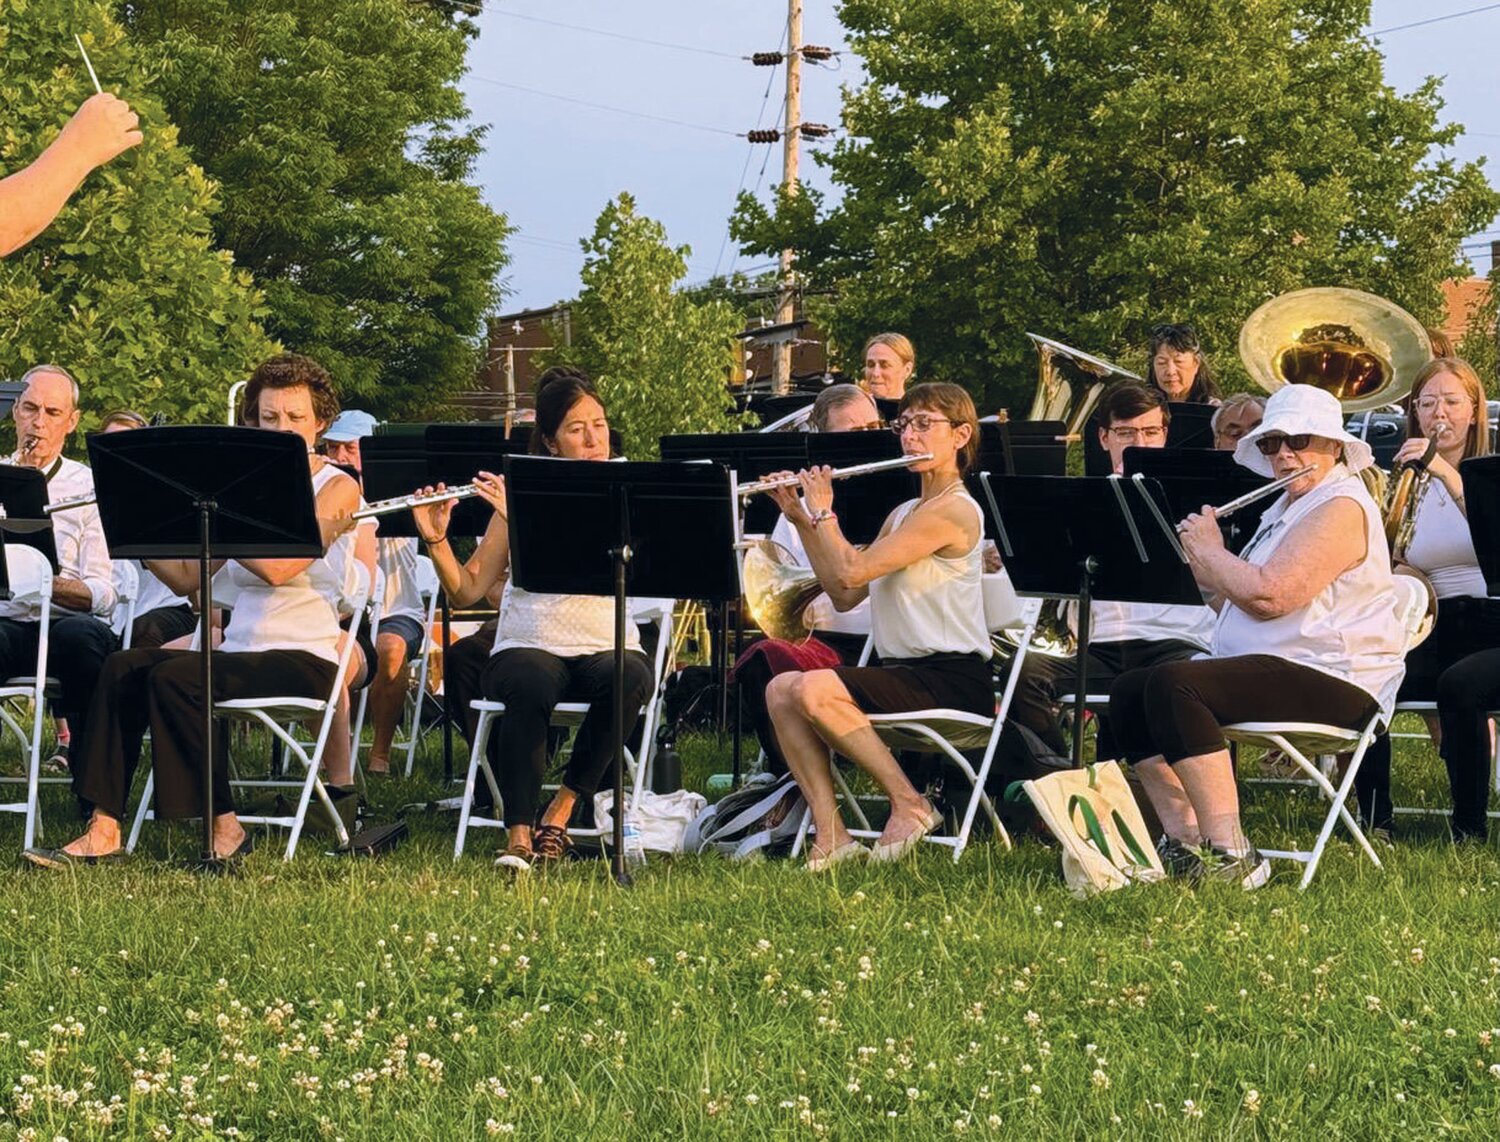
[731, 636, 841, 682]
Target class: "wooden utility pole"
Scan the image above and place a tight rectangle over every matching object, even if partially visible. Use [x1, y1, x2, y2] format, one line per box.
[770, 0, 802, 396]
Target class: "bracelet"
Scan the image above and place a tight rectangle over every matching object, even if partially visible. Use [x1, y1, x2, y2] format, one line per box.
[808, 508, 835, 529]
[420, 532, 448, 546]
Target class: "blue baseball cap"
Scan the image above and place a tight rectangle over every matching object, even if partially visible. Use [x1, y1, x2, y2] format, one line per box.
[324, 409, 378, 442]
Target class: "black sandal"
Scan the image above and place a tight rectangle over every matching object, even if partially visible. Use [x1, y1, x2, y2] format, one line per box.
[23, 845, 128, 869]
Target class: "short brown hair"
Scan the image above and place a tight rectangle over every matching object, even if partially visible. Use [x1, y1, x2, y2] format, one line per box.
[1095, 381, 1171, 429]
[99, 408, 149, 431]
[1406, 356, 1490, 459]
[239, 353, 340, 428]
[899, 381, 979, 472]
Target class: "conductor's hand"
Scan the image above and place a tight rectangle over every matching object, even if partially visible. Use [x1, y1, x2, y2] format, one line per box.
[1177, 505, 1224, 559]
[58, 93, 142, 172]
[473, 470, 507, 517]
[411, 484, 457, 545]
[766, 471, 811, 527]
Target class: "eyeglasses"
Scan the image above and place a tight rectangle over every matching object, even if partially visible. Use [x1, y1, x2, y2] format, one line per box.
[1414, 395, 1473, 414]
[1254, 433, 1315, 456]
[890, 414, 954, 435]
[1107, 425, 1167, 444]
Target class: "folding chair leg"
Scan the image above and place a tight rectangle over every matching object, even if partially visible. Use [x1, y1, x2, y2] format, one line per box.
[126, 772, 154, 854]
[454, 712, 502, 859]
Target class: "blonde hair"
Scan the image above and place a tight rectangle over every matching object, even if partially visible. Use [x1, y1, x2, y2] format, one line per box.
[1406, 356, 1490, 459]
[862, 332, 915, 370]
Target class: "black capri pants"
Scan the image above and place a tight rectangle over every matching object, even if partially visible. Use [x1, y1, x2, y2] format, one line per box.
[1108, 655, 1378, 764]
[832, 652, 994, 718]
[480, 646, 654, 827]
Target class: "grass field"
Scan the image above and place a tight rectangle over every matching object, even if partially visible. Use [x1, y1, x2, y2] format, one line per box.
[0, 720, 1497, 1139]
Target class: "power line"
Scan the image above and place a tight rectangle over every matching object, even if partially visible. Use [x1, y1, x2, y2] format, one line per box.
[1370, 2, 1500, 35]
[490, 7, 743, 60]
[713, 15, 788, 279]
[467, 74, 742, 136]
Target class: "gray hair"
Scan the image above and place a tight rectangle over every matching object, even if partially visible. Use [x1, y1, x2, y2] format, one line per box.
[19, 364, 80, 408]
[1211, 392, 1265, 434]
[809, 383, 878, 432]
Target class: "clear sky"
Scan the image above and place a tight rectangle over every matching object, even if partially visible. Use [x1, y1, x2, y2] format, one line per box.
[458, 1, 1500, 315]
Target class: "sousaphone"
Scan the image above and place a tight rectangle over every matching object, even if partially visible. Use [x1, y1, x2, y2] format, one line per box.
[1237, 286, 1432, 414]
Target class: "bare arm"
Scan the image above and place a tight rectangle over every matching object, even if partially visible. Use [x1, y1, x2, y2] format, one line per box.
[412, 472, 509, 607]
[144, 558, 224, 597]
[0, 95, 143, 257]
[240, 470, 359, 586]
[1182, 498, 1367, 620]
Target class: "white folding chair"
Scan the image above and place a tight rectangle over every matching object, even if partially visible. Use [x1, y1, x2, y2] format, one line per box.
[0, 546, 55, 849]
[128, 563, 373, 859]
[453, 600, 676, 859]
[1388, 699, 1500, 823]
[791, 580, 1038, 862]
[348, 568, 389, 771]
[111, 561, 141, 650]
[397, 555, 441, 777]
[1224, 576, 1432, 889]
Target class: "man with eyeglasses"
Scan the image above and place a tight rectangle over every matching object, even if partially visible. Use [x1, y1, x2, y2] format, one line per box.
[2, 365, 120, 776]
[996, 382, 1214, 780]
[1212, 393, 1266, 451]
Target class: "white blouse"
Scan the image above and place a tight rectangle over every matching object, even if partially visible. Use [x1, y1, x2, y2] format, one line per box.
[217, 463, 347, 664]
[868, 492, 990, 661]
[1402, 478, 1487, 600]
[492, 581, 643, 658]
[1213, 465, 1406, 721]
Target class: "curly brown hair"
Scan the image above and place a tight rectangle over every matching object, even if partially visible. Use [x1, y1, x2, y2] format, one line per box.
[239, 353, 340, 428]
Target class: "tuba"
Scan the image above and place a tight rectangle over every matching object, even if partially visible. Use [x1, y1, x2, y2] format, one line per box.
[1025, 333, 1143, 439]
[1237, 287, 1432, 414]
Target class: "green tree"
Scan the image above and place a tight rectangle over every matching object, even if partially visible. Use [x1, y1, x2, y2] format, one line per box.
[732, 0, 1500, 410]
[118, 0, 511, 420]
[545, 194, 746, 458]
[1457, 271, 1498, 387]
[0, 0, 273, 430]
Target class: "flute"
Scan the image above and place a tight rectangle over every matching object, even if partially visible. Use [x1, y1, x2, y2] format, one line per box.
[1176, 464, 1316, 532]
[738, 453, 934, 498]
[352, 484, 483, 520]
[43, 491, 97, 514]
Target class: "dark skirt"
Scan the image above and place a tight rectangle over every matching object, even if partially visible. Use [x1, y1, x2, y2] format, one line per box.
[833, 653, 994, 717]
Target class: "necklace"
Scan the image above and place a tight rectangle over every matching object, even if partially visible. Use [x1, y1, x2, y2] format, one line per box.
[921, 477, 964, 504]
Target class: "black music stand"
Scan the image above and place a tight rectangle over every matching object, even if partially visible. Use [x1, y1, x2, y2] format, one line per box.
[504, 455, 741, 886]
[0, 466, 61, 597]
[1166, 402, 1217, 450]
[1461, 456, 1500, 594]
[980, 473, 1200, 766]
[1122, 447, 1275, 555]
[87, 427, 322, 869]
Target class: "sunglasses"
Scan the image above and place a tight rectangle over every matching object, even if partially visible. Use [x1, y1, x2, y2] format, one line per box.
[1254, 433, 1314, 456]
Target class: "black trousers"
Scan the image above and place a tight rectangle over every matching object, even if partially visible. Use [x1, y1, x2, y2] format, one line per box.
[0, 613, 117, 738]
[1433, 647, 1500, 840]
[1356, 598, 1500, 833]
[446, 620, 499, 743]
[130, 603, 198, 651]
[479, 646, 653, 827]
[73, 647, 337, 821]
[1109, 655, 1378, 764]
[995, 637, 1203, 774]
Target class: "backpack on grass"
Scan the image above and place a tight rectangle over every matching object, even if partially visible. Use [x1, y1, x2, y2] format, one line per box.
[682, 772, 805, 861]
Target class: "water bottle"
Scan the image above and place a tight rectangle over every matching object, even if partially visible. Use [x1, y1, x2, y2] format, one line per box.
[652, 728, 683, 794]
[622, 813, 647, 872]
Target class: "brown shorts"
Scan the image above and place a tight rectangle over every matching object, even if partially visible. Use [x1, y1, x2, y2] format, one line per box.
[833, 653, 994, 717]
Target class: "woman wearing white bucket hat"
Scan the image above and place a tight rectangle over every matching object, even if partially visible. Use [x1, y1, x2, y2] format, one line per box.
[1107, 384, 1407, 889]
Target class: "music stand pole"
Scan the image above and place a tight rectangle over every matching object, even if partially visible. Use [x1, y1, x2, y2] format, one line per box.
[1070, 558, 1097, 769]
[609, 485, 632, 885]
[197, 499, 217, 864]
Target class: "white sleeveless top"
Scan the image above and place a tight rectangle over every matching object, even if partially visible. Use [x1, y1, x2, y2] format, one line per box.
[1213, 465, 1406, 720]
[868, 491, 990, 661]
[1403, 479, 1486, 600]
[379, 537, 424, 621]
[218, 463, 346, 664]
[492, 580, 643, 658]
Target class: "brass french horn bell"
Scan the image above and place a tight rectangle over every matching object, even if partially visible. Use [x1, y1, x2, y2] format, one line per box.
[742, 539, 825, 642]
[1238, 287, 1433, 414]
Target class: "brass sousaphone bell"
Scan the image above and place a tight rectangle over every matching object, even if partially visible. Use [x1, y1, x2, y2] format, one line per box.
[1237, 286, 1432, 414]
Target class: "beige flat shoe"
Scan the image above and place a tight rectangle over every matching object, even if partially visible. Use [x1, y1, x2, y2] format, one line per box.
[805, 839, 868, 873]
[869, 806, 943, 863]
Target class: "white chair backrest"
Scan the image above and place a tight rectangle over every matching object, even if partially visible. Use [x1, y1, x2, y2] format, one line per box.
[415, 554, 438, 599]
[982, 570, 1024, 633]
[1390, 575, 1434, 652]
[4, 545, 53, 602]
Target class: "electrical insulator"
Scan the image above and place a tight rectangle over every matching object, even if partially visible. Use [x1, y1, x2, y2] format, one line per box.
[746, 128, 781, 144]
[750, 51, 785, 66]
[800, 45, 835, 62]
[798, 123, 834, 138]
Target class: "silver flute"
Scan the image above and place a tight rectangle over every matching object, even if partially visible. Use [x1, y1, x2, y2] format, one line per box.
[1176, 463, 1316, 531]
[43, 491, 97, 514]
[352, 483, 483, 520]
[737, 453, 934, 498]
